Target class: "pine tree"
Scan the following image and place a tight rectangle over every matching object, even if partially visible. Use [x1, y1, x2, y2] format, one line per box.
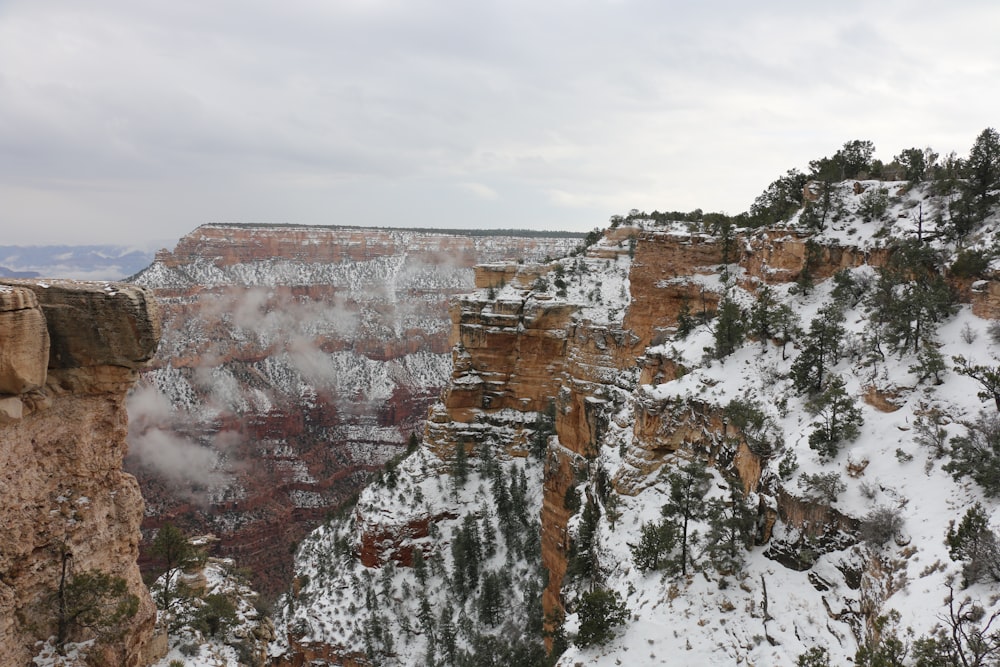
[630, 519, 676, 572]
[574, 588, 628, 648]
[946, 503, 1000, 587]
[713, 294, 746, 359]
[945, 412, 1000, 496]
[963, 127, 1000, 221]
[704, 483, 757, 574]
[150, 523, 201, 615]
[953, 356, 1000, 411]
[806, 375, 863, 459]
[661, 460, 712, 576]
[791, 303, 847, 395]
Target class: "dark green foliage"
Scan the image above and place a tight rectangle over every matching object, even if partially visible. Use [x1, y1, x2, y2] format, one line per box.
[858, 187, 890, 223]
[953, 356, 1000, 412]
[797, 646, 832, 666]
[963, 127, 1000, 222]
[712, 294, 746, 358]
[946, 503, 1000, 587]
[951, 249, 992, 278]
[192, 593, 237, 638]
[630, 519, 677, 572]
[530, 402, 557, 459]
[574, 588, 628, 648]
[750, 286, 802, 355]
[809, 139, 876, 181]
[866, 240, 957, 356]
[725, 396, 780, 457]
[661, 460, 712, 576]
[150, 523, 202, 614]
[806, 375, 864, 458]
[791, 302, 847, 395]
[796, 239, 825, 294]
[50, 562, 139, 653]
[676, 295, 697, 338]
[946, 412, 1000, 496]
[451, 514, 483, 599]
[910, 338, 946, 385]
[568, 497, 601, 581]
[704, 483, 756, 574]
[855, 610, 908, 667]
[478, 571, 504, 627]
[451, 440, 469, 489]
[797, 471, 845, 503]
[894, 147, 938, 183]
[749, 169, 808, 226]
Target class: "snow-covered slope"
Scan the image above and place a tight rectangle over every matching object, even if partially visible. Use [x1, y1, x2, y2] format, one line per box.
[275, 178, 1000, 666]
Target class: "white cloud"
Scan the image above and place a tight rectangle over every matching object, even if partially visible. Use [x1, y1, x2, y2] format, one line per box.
[2, 0, 999, 244]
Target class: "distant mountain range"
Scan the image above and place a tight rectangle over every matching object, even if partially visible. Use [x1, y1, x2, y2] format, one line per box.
[0, 245, 159, 280]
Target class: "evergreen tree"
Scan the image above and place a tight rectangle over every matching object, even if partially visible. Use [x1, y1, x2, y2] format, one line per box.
[712, 294, 746, 359]
[451, 440, 469, 490]
[749, 285, 782, 348]
[748, 169, 808, 227]
[630, 519, 677, 572]
[945, 412, 1000, 496]
[806, 375, 864, 459]
[661, 460, 712, 576]
[569, 497, 601, 581]
[953, 356, 1000, 412]
[676, 295, 696, 338]
[963, 127, 1000, 222]
[150, 523, 201, 615]
[574, 588, 628, 648]
[946, 503, 1000, 587]
[48, 551, 139, 654]
[704, 483, 757, 574]
[791, 302, 847, 395]
[478, 571, 504, 627]
[796, 239, 824, 294]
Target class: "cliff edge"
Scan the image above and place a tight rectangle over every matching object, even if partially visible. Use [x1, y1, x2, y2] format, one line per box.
[0, 279, 161, 666]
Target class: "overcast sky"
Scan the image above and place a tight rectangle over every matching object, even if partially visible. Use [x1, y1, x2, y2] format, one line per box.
[2, 1, 998, 248]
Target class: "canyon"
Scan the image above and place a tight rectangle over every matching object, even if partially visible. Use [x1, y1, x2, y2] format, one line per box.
[272, 180, 1000, 665]
[127, 224, 583, 597]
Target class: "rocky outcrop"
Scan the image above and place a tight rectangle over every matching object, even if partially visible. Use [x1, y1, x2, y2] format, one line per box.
[128, 224, 582, 598]
[0, 279, 160, 667]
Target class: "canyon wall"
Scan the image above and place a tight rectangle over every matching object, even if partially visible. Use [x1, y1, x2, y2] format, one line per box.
[0, 279, 160, 666]
[127, 224, 582, 597]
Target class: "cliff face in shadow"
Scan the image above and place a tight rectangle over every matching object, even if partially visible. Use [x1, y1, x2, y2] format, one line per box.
[0, 279, 161, 666]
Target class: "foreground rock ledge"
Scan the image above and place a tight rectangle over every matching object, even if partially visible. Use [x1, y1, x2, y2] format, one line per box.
[0, 279, 161, 667]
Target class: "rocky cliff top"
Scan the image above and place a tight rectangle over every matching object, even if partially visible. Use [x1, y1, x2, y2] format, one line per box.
[0, 279, 161, 666]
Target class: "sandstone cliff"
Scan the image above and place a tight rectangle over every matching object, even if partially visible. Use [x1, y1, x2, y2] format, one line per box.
[128, 224, 582, 597]
[0, 279, 161, 666]
[272, 178, 1000, 666]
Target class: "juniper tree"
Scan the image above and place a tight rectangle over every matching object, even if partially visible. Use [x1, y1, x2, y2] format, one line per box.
[49, 548, 139, 654]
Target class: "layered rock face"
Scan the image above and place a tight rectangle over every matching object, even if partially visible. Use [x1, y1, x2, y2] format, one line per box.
[127, 224, 581, 597]
[0, 279, 160, 666]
